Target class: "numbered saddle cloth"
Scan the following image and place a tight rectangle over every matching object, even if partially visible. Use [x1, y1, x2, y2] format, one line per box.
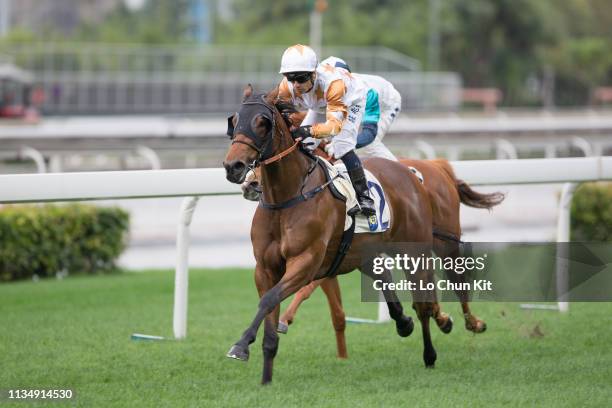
[320, 158, 392, 234]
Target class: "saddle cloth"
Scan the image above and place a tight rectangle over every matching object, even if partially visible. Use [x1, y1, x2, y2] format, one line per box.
[320, 158, 392, 234]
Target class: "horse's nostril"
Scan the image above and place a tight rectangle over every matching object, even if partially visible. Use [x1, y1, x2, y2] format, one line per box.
[233, 161, 246, 173]
[224, 160, 248, 183]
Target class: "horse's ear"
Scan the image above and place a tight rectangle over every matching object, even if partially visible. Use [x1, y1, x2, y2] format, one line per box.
[242, 84, 254, 102]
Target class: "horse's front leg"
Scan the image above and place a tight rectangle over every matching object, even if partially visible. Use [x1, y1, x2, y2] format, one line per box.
[226, 265, 280, 363]
[261, 304, 280, 384]
[278, 279, 322, 334]
[226, 250, 325, 384]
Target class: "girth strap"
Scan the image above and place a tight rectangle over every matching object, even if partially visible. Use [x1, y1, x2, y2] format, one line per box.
[432, 227, 463, 244]
[324, 213, 356, 277]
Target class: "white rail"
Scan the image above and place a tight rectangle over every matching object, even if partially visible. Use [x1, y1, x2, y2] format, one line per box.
[0, 168, 240, 203]
[2, 112, 612, 139]
[1, 157, 611, 338]
[1, 158, 611, 204]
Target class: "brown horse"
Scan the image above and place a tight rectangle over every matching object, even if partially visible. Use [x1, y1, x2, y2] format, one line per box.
[276, 158, 503, 358]
[223, 85, 500, 384]
[248, 153, 503, 358]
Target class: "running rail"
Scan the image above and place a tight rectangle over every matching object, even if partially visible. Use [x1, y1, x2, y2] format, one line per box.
[1, 157, 611, 338]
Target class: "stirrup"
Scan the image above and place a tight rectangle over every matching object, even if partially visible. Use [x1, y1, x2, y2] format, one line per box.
[358, 197, 376, 217]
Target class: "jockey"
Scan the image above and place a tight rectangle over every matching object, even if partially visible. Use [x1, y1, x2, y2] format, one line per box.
[276, 44, 376, 219]
[320, 56, 400, 162]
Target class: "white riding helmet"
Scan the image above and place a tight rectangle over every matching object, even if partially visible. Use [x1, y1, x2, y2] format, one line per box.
[279, 44, 318, 74]
[321, 56, 351, 72]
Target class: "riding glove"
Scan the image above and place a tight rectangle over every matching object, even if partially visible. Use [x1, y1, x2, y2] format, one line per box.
[291, 125, 312, 140]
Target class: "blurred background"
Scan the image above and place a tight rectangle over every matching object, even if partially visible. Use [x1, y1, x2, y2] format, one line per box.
[0, 0, 610, 271]
[1, 0, 611, 115]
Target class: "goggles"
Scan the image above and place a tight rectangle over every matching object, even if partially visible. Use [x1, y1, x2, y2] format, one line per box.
[284, 72, 313, 84]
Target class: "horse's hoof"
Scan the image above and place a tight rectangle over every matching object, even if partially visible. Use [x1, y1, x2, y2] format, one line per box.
[226, 344, 249, 362]
[466, 318, 487, 333]
[439, 315, 453, 334]
[396, 315, 414, 337]
[277, 321, 289, 334]
[424, 350, 437, 367]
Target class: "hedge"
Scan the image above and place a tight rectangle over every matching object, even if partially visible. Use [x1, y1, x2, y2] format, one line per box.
[0, 204, 129, 282]
[571, 182, 612, 241]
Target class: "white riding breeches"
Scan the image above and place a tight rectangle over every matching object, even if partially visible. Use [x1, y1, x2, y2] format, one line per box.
[357, 139, 397, 161]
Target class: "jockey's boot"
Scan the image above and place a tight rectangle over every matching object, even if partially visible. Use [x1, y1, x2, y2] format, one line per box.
[341, 150, 376, 218]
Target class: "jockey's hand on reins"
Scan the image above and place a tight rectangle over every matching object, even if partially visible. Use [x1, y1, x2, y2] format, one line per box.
[291, 125, 312, 140]
[291, 126, 318, 151]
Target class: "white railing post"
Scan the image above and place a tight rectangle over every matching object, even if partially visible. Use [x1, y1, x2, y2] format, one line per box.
[555, 182, 578, 313]
[19, 146, 47, 173]
[136, 146, 162, 170]
[377, 294, 391, 322]
[495, 139, 518, 160]
[173, 196, 200, 339]
[570, 137, 593, 158]
[413, 140, 436, 160]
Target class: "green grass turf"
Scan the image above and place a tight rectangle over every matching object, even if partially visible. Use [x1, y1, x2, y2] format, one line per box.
[1, 269, 611, 407]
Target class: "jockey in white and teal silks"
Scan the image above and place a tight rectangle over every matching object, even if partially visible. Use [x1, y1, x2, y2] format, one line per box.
[321, 56, 400, 161]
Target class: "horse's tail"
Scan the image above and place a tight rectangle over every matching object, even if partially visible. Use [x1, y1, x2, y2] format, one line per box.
[433, 159, 505, 210]
[456, 179, 505, 209]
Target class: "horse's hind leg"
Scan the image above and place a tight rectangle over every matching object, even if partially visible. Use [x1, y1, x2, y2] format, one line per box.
[320, 277, 348, 359]
[413, 301, 437, 368]
[431, 302, 454, 334]
[409, 264, 439, 367]
[437, 240, 486, 333]
[358, 265, 414, 338]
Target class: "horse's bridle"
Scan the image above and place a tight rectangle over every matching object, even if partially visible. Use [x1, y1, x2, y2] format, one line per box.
[227, 94, 335, 209]
[227, 94, 299, 169]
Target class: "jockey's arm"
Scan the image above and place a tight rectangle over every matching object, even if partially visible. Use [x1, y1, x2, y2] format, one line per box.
[356, 89, 380, 148]
[310, 80, 347, 139]
[356, 122, 378, 148]
[299, 109, 317, 127]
